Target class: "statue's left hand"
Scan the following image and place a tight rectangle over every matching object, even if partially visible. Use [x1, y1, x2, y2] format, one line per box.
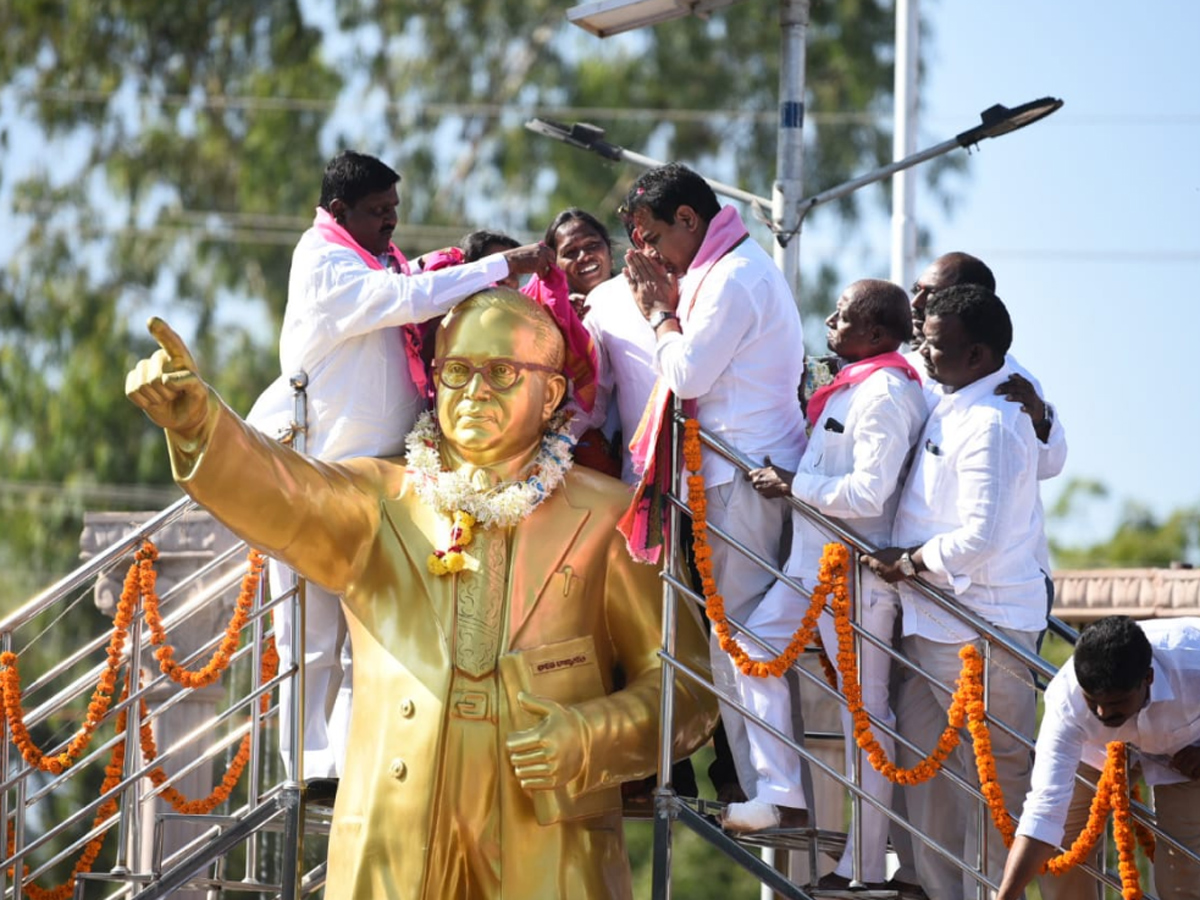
[505, 692, 586, 790]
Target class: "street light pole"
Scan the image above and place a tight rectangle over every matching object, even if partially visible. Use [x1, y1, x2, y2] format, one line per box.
[890, 0, 920, 290]
[773, 0, 810, 299]
[527, 97, 1061, 239]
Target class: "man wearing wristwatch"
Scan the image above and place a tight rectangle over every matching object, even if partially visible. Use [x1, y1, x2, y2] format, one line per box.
[906, 251, 1066, 634]
[867, 285, 1048, 900]
[620, 163, 807, 813]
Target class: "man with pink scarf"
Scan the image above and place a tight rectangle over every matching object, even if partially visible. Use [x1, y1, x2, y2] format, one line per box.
[620, 163, 807, 810]
[738, 281, 926, 881]
[248, 150, 551, 784]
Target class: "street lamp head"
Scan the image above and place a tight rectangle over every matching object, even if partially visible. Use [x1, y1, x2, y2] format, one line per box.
[956, 97, 1064, 148]
[524, 118, 623, 161]
[566, 0, 747, 38]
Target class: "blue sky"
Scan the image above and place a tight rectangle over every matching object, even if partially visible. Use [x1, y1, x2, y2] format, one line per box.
[805, 0, 1200, 547]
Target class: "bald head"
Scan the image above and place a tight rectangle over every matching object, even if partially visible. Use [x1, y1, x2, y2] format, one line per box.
[911, 252, 997, 347]
[826, 278, 912, 361]
[927, 252, 996, 292]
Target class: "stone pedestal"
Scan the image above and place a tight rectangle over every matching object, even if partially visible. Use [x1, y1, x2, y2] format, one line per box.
[82, 510, 247, 896]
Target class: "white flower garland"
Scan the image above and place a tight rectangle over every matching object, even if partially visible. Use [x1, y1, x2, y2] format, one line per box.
[404, 410, 576, 530]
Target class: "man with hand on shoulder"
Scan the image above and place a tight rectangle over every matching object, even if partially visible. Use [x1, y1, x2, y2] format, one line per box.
[868, 284, 1047, 900]
[908, 252, 1065, 617]
[247, 150, 552, 784]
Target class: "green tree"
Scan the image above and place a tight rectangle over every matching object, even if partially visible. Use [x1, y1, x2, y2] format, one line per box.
[0, 0, 340, 601]
[0, 1, 962, 601]
[1049, 479, 1200, 568]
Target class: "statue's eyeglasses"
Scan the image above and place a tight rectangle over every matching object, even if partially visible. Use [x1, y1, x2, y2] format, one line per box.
[432, 357, 559, 392]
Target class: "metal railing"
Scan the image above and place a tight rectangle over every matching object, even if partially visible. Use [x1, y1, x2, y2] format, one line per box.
[650, 410, 1186, 900]
[0, 508, 321, 900]
[0, 407, 1191, 900]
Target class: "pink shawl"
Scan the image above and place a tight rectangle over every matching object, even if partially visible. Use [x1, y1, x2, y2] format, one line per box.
[806, 350, 920, 427]
[521, 266, 599, 414]
[618, 205, 750, 563]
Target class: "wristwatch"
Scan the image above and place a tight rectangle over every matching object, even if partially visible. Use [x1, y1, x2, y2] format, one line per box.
[898, 552, 917, 578]
[648, 309, 679, 330]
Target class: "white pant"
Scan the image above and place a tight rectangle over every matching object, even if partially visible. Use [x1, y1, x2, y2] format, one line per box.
[732, 573, 810, 812]
[895, 630, 1037, 900]
[705, 477, 788, 797]
[270, 561, 352, 779]
[734, 565, 900, 882]
[815, 574, 899, 884]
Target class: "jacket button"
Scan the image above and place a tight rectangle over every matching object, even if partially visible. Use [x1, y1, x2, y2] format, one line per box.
[389, 758, 407, 781]
[400, 699, 415, 718]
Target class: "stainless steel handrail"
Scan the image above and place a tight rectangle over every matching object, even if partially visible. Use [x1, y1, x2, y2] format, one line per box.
[1, 497, 196, 634]
[658, 413, 1187, 896]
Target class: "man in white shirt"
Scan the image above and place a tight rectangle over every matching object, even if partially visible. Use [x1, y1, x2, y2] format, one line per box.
[247, 150, 551, 783]
[868, 284, 1048, 900]
[998, 616, 1200, 900]
[580, 273, 655, 485]
[726, 280, 926, 861]
[907, 252, 1067, 601]
[621, 163, 807, 804]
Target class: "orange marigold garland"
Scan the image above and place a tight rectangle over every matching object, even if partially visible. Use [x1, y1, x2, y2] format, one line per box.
[0, 543, 151, 773]
[143, 547, 266, 689]
[6, 679, 132, 900]
[965, 679, 1018, 846]
[682, 419, 824, 678]
[3, 548, 279, 899]
[687, 418, 1151, 892]
[825, 544, 978, 786]
[1042, 756, 1115, 876]
[813, 635, 840, 691]
[140, 636, 280, 814]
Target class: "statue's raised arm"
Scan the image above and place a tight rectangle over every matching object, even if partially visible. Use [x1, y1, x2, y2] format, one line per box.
[125, 316, 384, 594]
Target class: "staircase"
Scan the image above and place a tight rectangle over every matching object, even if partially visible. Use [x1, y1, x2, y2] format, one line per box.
[0, 417, 1183, 900]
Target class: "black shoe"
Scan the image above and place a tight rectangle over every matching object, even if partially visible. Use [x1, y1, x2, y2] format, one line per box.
[714, 781, 748, 805]
[672, 758, 699, 798]
[304, 776, 339, 806]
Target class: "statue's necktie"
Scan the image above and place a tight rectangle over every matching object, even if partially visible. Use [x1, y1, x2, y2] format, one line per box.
[454, 523, 509, 677]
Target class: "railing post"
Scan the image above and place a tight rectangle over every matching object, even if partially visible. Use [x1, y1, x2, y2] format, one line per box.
[848, 547, 864, 887]
[242, 561, 267, 886]
[113, 578, 144, 877]
[651, 396, 684, 900]
[278, 370, 310, 900]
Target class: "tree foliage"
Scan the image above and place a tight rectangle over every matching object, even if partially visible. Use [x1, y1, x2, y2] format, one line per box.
[1049, 479, 1200, 569]
[1, 0, 958, 601]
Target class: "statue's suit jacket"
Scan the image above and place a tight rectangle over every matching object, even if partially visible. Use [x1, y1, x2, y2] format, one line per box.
[168, 396, 718, 900]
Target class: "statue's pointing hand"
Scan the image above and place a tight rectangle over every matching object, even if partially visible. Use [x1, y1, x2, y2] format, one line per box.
[125, 317, 209, 439]
[505, 692, 586, 791]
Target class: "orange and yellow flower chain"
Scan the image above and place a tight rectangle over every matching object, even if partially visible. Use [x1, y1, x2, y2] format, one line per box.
[684, 418, 1153, 897]
[1, 542, 277, 900]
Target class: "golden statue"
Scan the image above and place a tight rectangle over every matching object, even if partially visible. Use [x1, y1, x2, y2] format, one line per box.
[125, 288, 717, 900]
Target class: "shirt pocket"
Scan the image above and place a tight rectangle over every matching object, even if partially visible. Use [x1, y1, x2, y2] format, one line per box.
[914, 437, 950, 508]
[815, 425, 850, 473]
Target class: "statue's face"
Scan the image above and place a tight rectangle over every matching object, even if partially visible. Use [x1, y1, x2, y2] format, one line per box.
[435, 303, 566, 467]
